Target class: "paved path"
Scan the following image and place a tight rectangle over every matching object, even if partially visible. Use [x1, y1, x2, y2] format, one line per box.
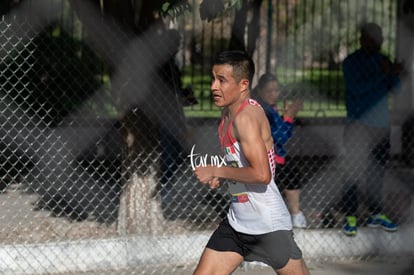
[232, 258, 414, 275]
[163, 257, 414, 275]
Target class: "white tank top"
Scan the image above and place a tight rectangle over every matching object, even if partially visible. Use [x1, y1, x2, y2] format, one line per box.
[218, 99, 292, 234]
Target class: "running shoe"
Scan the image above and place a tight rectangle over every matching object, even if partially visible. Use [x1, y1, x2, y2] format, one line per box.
[367, 214, 398, 232]
[343, 215, 357, 236]
[292, 211, 307, 228]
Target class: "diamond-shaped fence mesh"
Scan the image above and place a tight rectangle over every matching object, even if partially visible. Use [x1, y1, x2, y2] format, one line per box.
[0, 1, 413, 274]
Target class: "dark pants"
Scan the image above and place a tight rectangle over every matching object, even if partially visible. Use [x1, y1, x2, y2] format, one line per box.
[340, 122, 390, 216]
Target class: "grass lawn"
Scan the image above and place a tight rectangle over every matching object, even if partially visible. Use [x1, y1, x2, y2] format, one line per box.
[182, 67, 347, 119]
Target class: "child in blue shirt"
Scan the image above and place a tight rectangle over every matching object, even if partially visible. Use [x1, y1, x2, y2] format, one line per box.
[253, 73, 306, 228]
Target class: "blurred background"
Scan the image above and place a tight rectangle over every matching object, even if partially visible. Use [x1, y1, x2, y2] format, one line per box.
[0, 0, 413, 274]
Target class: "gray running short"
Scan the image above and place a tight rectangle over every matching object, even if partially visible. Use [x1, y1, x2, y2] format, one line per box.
[206, 219, 302, 270]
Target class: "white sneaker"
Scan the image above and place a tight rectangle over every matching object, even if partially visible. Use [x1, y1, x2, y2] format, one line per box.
[292, 211, 307, 228]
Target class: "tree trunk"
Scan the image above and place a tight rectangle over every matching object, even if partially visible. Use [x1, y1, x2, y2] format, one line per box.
[228, 0, 264, 56]
[247, 0, 263, 57]
[112, 84, 167, 234]
[228, 0, 249, 51]
[117, 170, 163, 235]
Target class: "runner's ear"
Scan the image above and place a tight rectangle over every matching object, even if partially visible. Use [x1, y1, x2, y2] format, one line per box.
[239, 78, 249, 92]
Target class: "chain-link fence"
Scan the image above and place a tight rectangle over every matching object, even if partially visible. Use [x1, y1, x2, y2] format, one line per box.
[0, 0, 413, 274]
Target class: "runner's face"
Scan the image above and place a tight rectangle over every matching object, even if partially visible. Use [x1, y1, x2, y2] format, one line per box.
[211, 64, 244, 108]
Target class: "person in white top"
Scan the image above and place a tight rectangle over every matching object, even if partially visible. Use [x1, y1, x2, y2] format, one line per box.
[193, 51, 309, 275]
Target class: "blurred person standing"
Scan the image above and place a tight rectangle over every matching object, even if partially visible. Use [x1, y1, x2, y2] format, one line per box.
[341, 22, 402, 236]
[253, 73, 306, 228]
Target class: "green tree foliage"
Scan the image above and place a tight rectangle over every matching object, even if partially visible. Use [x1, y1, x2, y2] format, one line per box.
[281, 0, 397, 68]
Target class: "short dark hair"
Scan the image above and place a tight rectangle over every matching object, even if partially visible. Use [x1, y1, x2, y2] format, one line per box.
[213, 51, 255, 84]
[360, 22, 383, 43]
[251, 73, 278, 99]
[257, 73, 278, 90]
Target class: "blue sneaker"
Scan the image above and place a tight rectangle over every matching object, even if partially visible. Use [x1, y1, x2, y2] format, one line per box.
[367, 214, 398, 232]
[343, 215, 357, 236]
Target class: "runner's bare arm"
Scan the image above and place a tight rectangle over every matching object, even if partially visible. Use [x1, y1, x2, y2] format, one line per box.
[194, 105, 272, 185]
